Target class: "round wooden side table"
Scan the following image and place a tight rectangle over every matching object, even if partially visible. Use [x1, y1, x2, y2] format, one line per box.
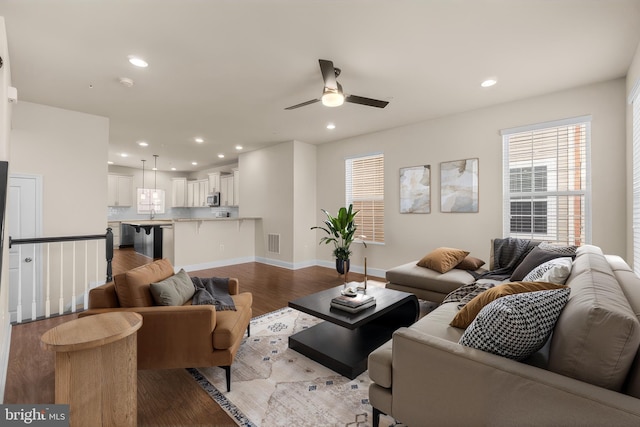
[41, 311, 143, 427]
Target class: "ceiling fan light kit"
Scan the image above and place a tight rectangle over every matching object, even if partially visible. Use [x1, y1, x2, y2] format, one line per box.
[285, 59, 388, 110]
[321, 88, 344, 107]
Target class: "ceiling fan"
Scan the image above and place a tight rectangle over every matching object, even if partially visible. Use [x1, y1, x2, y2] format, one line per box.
[285, 59, 389, 110]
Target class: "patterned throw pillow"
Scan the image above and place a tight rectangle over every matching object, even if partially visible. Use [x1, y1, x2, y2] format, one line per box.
[538, 242, 578, 256]
[459, 288, 571, 360]
[523, 257, 573, 284]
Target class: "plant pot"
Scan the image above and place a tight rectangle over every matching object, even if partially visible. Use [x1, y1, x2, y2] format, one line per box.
[336, 258, 350, 275]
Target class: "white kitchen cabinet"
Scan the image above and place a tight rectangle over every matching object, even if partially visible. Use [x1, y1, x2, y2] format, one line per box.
[186, 179, 209, 207]
[221, 175, 234, 206]
[233, 168, 239, 207]
[208, 172, 221, 193]
[107, 174, 133, 207]
[197, 180, 209, 207]
[187, 181, 195, 207]
[171, 177, 188, 207]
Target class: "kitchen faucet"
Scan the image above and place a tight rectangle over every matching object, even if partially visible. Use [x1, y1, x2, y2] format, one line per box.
[150, 209, 155, 220]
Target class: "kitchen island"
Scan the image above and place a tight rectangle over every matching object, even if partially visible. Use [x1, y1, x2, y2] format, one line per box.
[172, 218, 260, 270]
[121, 220, 173, 259]
[117, 218, 260, 269]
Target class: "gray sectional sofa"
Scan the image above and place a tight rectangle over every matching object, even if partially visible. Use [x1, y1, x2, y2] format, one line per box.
[369, 245, 640, 426]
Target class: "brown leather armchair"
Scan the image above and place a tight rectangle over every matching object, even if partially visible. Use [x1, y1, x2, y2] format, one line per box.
[79, 258, 252, 391]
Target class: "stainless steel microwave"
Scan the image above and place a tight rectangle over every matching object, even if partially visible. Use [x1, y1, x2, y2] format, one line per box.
[207, 192, 220, 207]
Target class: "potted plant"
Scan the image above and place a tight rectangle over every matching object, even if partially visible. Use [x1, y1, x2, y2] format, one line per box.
[311, 204, 365, 275]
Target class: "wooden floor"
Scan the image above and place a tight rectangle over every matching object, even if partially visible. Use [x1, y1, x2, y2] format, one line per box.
[4, 249, 381, 426]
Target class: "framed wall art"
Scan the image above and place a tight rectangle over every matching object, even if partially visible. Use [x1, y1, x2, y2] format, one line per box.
[440, 158, 479, 213]
[400, 165, 431, 213]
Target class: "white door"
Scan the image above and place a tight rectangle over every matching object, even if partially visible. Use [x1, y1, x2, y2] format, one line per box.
[8, 175, 42, 323]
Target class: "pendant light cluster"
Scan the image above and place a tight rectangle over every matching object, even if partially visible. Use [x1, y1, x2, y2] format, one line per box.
[140, 159, 147, 200]
[140, 155, 159, 200]
[152, 154, 158, 199]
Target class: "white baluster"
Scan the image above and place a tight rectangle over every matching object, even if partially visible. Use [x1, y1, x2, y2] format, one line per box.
[31, 245, 36, 321]
[45, 244, 51, 318]
[84, 241, 88, 310]
[59, 242, 64, 316]
[71, 242, 76, 313]
[17, 246, 22, 324]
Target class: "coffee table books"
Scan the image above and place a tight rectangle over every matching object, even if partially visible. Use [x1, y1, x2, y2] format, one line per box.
[330, 293, 376, 313]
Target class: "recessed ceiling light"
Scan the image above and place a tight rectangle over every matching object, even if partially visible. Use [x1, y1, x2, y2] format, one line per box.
[326, 123, 336, 130]
[195, 137, 204, 143]
[138, 141, 148, 147]
[171, 167, 176, 171]
[481, 78, 497, 88]
[235, 145, 243, 150]
[191, 161, 198, 166]
[107, 161, 114, 165]
[218, 154, 225, 158]
[128, 56, 148, 68]
[120, 153, 128, 158]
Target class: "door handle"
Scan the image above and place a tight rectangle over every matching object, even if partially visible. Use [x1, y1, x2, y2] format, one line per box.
[24, 257, 33, 263]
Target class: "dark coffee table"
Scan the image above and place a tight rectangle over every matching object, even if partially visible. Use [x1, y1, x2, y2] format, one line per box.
[288, 285, 419, 379]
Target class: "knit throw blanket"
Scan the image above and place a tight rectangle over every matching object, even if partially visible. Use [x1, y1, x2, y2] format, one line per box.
[191, 277, 236, 311]
[470, 237, 533, 281]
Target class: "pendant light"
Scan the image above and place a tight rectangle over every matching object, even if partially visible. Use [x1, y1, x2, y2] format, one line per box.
[140, 159, 146, 200]
[153, 154, 158, 199]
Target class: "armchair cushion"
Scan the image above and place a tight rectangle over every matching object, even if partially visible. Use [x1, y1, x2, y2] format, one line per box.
[150, 269, 196, 306]
[115, 258, 174, 307]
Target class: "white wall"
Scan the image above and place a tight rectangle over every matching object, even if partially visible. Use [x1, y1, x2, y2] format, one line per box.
[292, 141, 316, 267]
[240, 140, 317, 268]
[316, 79, 628, 271]
[0, 16, 13, 403]
[626, 40, 640, 264]
[11, 101, 108, 235]
[240, 141, 294, 265]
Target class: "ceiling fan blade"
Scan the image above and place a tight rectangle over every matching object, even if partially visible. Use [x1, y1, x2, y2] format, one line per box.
[345, 95, 389, 108]
[284, 98, 320, 110]
[319, 59, 338, 90]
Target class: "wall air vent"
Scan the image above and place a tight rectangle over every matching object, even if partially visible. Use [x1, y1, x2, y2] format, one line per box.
[267, 233, 280, 254]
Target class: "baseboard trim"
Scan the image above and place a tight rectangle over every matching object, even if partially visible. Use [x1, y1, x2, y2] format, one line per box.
[177, 257, 386, 278]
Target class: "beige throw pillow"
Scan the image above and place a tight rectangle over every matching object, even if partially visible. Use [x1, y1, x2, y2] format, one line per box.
[417, 247, 470, 273]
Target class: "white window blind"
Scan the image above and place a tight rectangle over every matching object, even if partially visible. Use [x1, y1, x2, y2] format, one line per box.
[632, 83, 640, 275]
[502, 116, 591, 245]
[345, 153, 384, 243]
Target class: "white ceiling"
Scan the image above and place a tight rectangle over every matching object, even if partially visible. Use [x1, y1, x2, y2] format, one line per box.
[2, 0, 640, 172]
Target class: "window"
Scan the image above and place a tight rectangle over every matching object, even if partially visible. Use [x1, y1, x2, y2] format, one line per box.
[631, 82, 640, 274]
[137, 188, 166, 214]
[502, 116, 591, 245]
[345, 153, 384, 243]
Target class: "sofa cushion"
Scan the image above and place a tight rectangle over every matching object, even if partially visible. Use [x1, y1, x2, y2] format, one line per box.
[459, 288, 570, 360]
[510, 246, 566, 281]
[115, 258, 175, 307]
[522, 257, 573, 284]
[549, 246, 640, 391]
[212, 292, 253, 349]
[450, 281, 568, 329]
[387, 261, 476, 296]
[150, 269, 195, 306]
[417, 247, 469, 273]
[455, 255, 486, 271]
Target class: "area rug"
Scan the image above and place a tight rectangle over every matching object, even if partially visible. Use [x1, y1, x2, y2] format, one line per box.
[187, 306, 419, 427]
